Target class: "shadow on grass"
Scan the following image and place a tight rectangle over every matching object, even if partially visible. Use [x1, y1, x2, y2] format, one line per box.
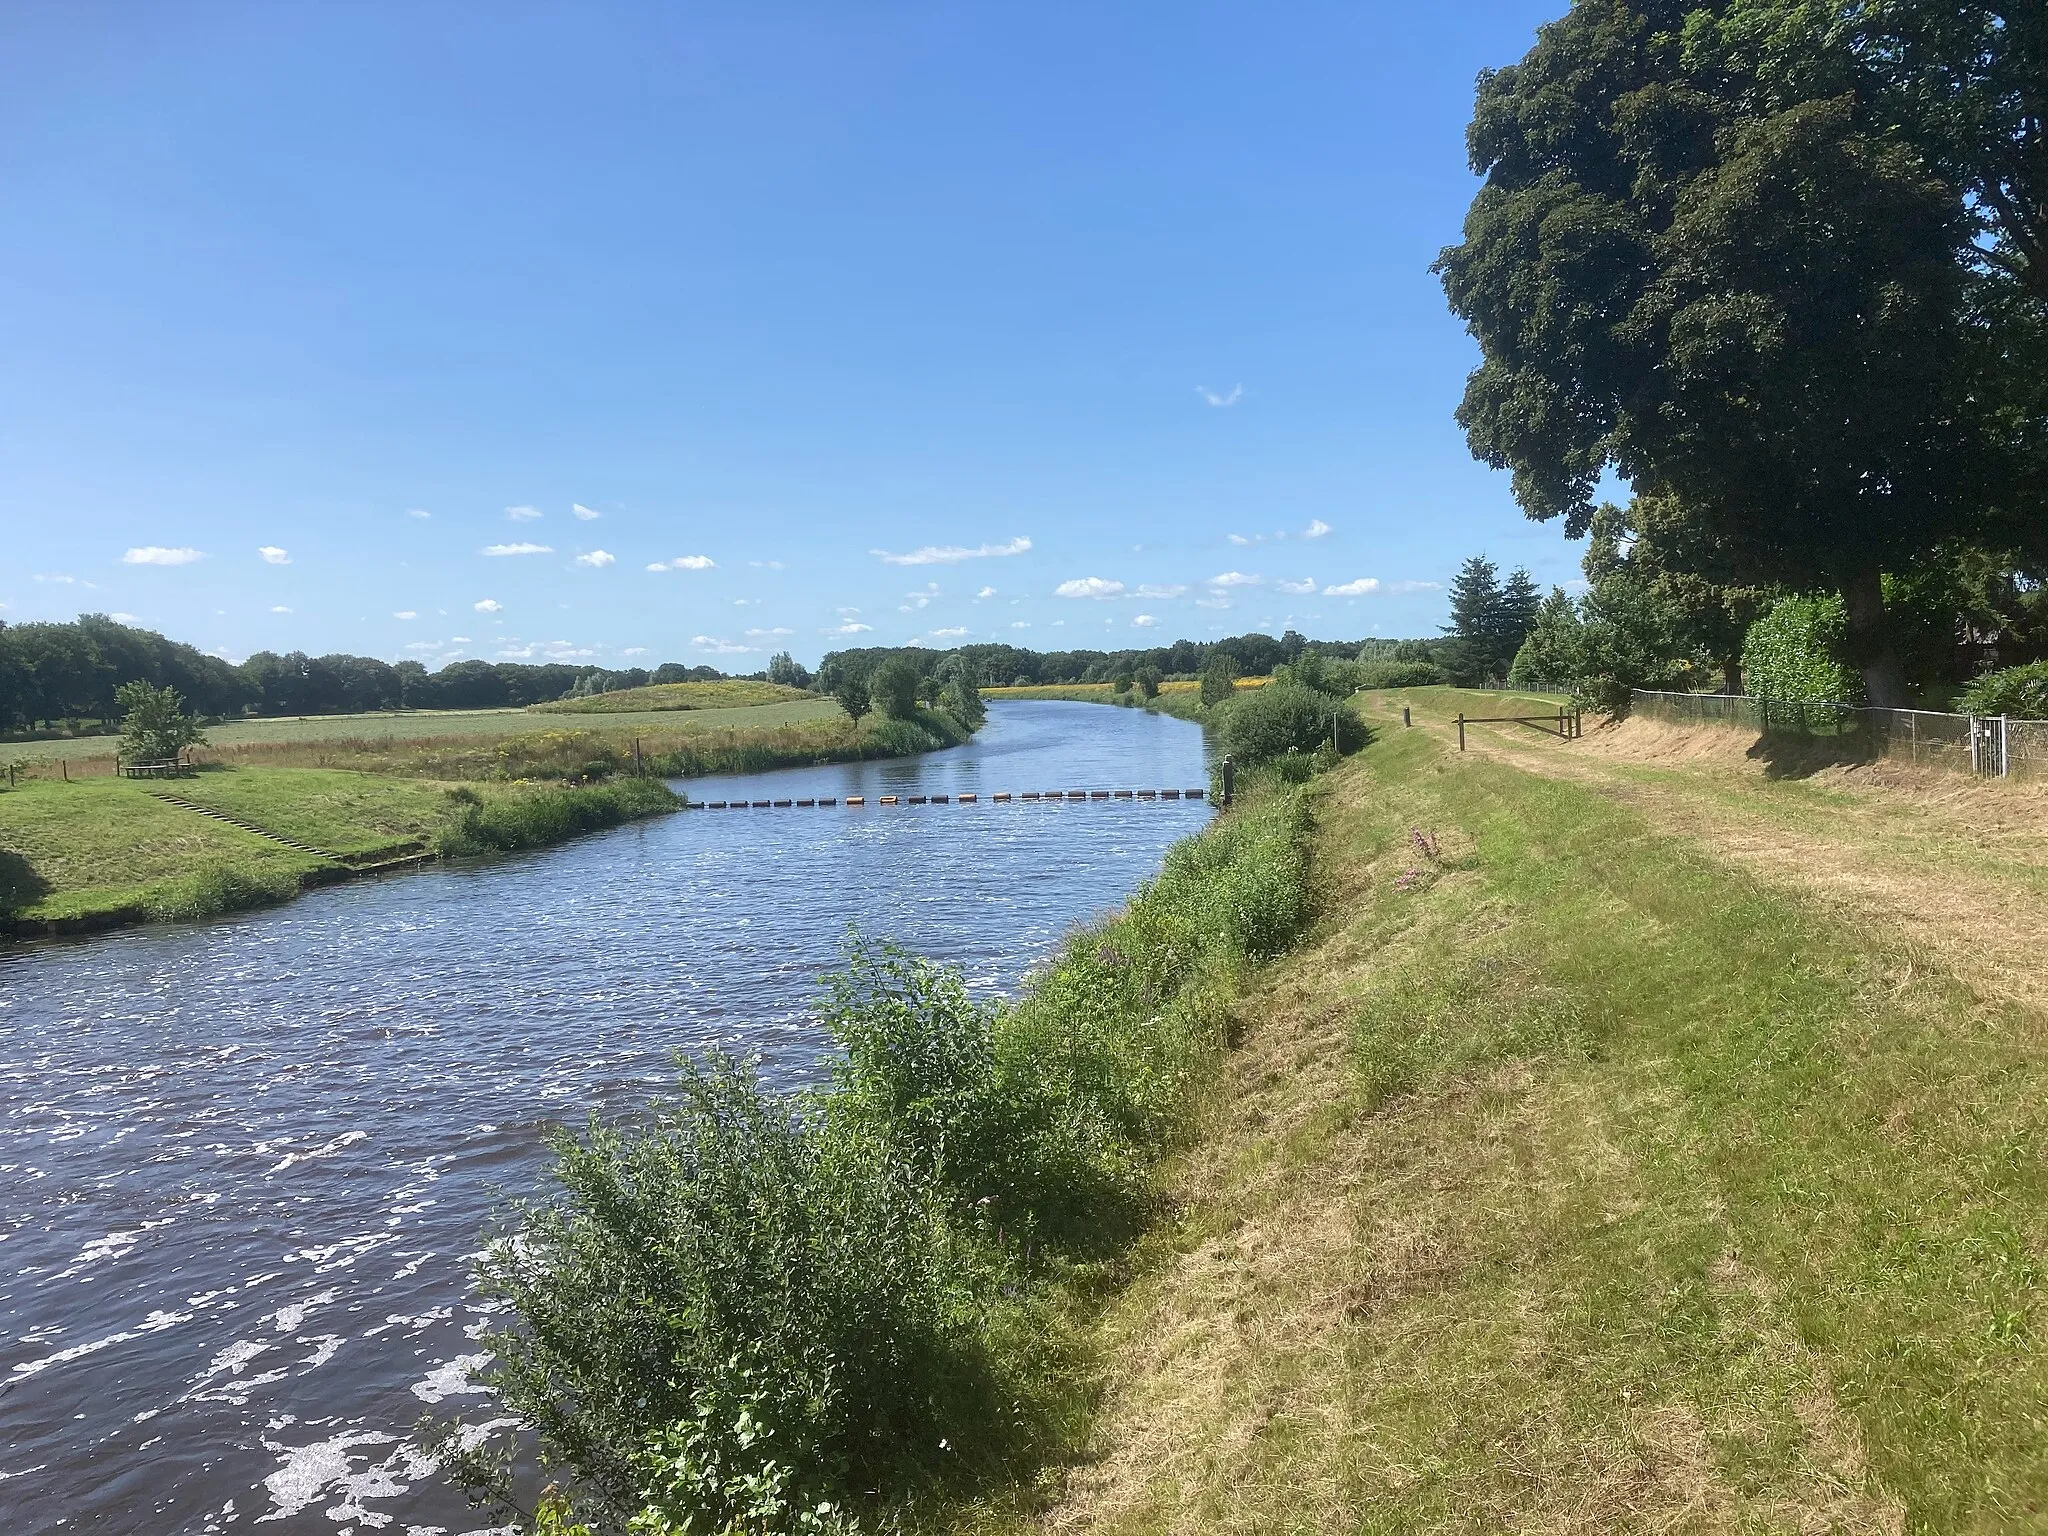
[0, 850, 52, 915]
[1745, 728, 1881, 780]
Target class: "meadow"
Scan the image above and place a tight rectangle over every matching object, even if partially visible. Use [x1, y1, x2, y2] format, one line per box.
[530, 680, 812, 714]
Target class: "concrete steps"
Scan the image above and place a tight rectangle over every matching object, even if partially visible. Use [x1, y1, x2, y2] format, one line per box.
[145, 791, 345, 862]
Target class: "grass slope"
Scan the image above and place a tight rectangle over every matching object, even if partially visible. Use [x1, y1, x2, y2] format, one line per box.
[530, 680, 812, 714]
[169, 766, 454, 857]
[1040, 717, 2048, 1533]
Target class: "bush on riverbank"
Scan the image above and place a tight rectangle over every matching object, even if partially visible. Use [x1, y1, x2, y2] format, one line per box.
[434, 776, 680, 855]
[448, 781, 1317, 1532]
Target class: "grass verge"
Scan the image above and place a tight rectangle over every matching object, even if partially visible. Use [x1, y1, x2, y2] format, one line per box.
[1042, 707, 2048, 1533]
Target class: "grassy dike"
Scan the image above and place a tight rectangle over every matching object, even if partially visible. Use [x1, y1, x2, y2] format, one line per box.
[1033, 715, 2048, 1532]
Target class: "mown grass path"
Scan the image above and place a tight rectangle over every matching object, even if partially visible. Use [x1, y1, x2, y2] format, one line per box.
[1034, 710, 2048, 1534]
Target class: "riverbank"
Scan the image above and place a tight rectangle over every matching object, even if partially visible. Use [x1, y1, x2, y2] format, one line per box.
[1, 709, 977, 939]
[1028, 697, 2048, 1532]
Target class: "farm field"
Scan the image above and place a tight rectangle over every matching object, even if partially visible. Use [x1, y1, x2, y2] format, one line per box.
[4, 697, 846, 770]
[530, 679, 810, 713]
[1023, 692, 2048, 1534]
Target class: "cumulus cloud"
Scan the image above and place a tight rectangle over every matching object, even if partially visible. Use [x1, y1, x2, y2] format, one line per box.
[1196, 384, 1243, 408]
[258, 546, 291, 565]
[1133, 583, 1186, 599]
[110, 611, 140, 623]
[1227, 533, 1253, 546]
[744, 627, 795, 639]
[506, 505, 543, 522]
[1277, 577, 1319, 594]
[1055, 577, 1125, 599]
[34, 573, 76, 584]
[1323, 577, 1381, 596]
[976, 586, 997, 599]
[393, 610, 417, 619]
[823, 621, 873, 636]
[1011, 621, 1031, 629]
[123, 546, 203, 566]
[930, 626, 968, 638]
[1132, 614, 1158, 627]
[571, 503, 601, 521]
[691, 635, 755, 654]
[482, 542, 552, 557]
[646, 554, 715, 572]
[622, 646, 648, 656]
[573, 550, 616, 568]
[474, 599, 504, 613]
[1207, 571, 1262, 589]
[270, 605, 292, 614]
[1303, 519, 1332, 539]
[406, 508, 431, 520]
[871, 536, 1031, 566]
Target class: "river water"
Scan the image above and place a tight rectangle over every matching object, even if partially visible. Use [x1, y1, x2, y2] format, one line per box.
[0, 702, 1211, 1533]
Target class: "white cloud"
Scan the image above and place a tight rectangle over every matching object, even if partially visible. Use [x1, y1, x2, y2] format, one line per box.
[1384, 579, 1443, 595]
[622, 646, 648, 656]
[1133, 614, 1158, 627]
[1207, 571, 1262, 589]
[1197, 384, 1243, 408]
[750, 559, 786, 571]
[33, 573, 76, 584]
[481, 542, 553, 557]
[406, 508, 431, 520]
[571, 503, 601, 521]
[506, 505, 543, 522]
[871, 536, 1031, 566]
[744, 627, 795, 639]
[573, 550, 616, 568]
[659, 554, 716, 570]
[1196, 597, 1233, 610]
[474, 598, 504, 613]
[976, 586, 997, 599]
[258, 546, 291, 565]
[1303, 519, 1332, 539]
[1055, 577, 1125, 600]
[691, 635, 755, 655]
[931, 626, 968, 638]
[1011, 621, 1032, 629]
[1134, 583, 1186, 599]
[123, 546, 203, 566]
[109, 611, 140, 623]
[1278, 577, 1319, 594]
[1323, 577, 1381, 597]
[393, 610, 417, 620]
[1227, 533, 1252, 547]
[270, 605, 292, 614]
[838, 606, 861, 616]
[823, 621, 873, 636]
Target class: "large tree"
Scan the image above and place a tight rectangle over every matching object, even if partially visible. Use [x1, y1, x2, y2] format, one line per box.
[1437, 0, 2028, 704]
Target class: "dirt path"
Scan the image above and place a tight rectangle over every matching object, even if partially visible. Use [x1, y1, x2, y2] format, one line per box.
[1410, 704, 2048, 1009]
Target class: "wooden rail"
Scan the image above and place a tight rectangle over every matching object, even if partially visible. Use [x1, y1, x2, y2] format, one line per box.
[1455, 708, 1582, 751]
[687, 788, 1208, 810]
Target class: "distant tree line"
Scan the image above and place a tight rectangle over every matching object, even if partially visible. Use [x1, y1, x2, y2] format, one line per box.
[0, 615, 737, 733]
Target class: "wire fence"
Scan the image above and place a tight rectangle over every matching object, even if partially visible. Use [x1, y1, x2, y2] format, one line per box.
[1629, 690, 2048, 782]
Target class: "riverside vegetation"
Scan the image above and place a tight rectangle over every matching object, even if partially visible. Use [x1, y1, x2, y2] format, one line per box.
[436, 770, 1324, 1535]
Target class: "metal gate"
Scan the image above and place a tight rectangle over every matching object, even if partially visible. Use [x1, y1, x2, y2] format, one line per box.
[1971, 714, 2008, 778]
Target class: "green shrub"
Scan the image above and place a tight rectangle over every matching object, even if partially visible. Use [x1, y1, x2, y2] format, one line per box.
[1956, 661, 2048, 719]
[436, 778, 679, 855]
[451, 784, 1318, 1530]
[1742, 594, 1862, 704]
[1356, 659, 1447, 689]
[870, 659, 921, 721]
[1216, 683, 1367, 764]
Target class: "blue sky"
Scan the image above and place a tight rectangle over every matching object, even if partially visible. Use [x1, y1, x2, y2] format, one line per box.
[0, 0, 1578, 669]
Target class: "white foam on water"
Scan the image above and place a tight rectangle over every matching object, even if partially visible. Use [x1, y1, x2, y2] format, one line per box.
[409, 1353, 491, 1404]
[266, 1128, 369, 1176]
[255, 1430, 397, 1521]
[8, 1308, 190, 1382]
[300, 1334, 346, 1369]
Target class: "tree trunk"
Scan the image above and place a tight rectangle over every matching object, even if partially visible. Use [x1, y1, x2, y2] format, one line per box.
[1720, 654, 1743, 695]
[1843, 566, 1911, 709]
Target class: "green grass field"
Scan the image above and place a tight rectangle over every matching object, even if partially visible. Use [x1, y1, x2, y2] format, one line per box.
[1030, 699, 2048, 1534]
[529, 679, 811, 714]
[4, 698, 843, 766]
[168, 767, 457, 857]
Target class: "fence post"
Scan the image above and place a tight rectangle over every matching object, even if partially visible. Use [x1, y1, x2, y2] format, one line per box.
[1402, 706, 1411, 728]
[1456, 713, 1466, 752]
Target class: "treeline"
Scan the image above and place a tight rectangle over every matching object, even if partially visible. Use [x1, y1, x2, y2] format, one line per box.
[818, 631, 1426, 693]
[0, 615, 732, 733]
[1438, 0, 2048, 710]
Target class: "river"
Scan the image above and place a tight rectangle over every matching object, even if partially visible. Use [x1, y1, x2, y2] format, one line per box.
[0, 702, 1211, 1533]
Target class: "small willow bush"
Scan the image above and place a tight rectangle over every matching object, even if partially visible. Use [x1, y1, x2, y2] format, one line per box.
[444, 784, 1317, 1534]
